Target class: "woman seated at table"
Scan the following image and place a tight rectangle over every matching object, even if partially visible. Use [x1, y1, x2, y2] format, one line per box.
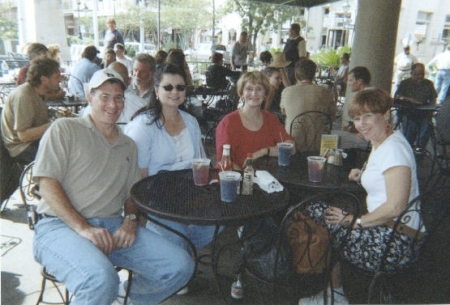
[124, 63, 217, 253]
[298, 88, 423, 305]
[206, 52, 241, 89]
[215, 71, 295, 170]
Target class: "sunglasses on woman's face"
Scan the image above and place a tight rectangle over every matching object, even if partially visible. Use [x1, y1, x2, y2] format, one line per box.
[161, 84, 186, 92]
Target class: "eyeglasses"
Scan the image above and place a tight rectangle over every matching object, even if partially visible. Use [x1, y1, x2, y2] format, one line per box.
[161, 84, 186, 92]
[92, 93, 125, 103]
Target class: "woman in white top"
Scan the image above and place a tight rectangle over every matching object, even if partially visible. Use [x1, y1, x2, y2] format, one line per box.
[299, 88, 424, 305]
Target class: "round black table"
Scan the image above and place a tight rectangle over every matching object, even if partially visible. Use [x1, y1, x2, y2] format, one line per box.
[130, 169, 290, 226]
[130, 168, 290, 299]
[254, 153, 363, 193]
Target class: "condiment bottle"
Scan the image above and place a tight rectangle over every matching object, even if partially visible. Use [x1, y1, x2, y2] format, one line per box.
[220, 144, 232, 171]
[241, 153, 254, 195]
[231, 274, 244, 300]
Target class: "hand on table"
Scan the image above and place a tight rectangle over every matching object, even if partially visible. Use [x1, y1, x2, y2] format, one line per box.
[348, 168, 362, 182]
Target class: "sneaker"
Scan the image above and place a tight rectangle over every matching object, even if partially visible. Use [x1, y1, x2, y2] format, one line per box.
[113, 281, 134, 305]
[176, 286, 189, 296]
[298, 287, 349, 305]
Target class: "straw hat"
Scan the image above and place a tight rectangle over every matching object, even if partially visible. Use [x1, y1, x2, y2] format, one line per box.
[269, 52, 291, 68]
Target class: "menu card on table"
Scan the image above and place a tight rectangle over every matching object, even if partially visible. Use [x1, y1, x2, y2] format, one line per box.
[320, 134, 339, 156]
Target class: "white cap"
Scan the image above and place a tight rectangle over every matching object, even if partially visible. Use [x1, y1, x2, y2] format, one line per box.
[88, 68, 126, 92]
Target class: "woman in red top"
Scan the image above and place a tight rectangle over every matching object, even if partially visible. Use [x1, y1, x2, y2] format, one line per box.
[216, 71, 295, 170]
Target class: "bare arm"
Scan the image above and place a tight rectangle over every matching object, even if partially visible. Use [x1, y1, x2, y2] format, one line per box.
[17, 123, 51, 143]
[39, 177, 115, 254]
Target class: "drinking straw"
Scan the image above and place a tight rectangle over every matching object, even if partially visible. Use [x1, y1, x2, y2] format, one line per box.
[279, 131, 284, 143]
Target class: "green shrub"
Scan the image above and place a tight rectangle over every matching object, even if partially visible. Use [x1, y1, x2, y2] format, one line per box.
[311, 45, 352, 69]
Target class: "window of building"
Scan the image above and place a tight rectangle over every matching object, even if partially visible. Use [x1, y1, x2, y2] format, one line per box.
[414, 11, 432, 45]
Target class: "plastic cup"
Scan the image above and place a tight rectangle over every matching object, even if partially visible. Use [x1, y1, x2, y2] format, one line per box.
[219, 171, 241, 203]
[192, 158, 211, 186]
[277, 142, 294, 166]
[307, 156, 327, 182]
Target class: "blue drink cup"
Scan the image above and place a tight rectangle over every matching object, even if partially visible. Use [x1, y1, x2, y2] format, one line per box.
[219, 171, 241, 203]
[277, 142, 294, 166]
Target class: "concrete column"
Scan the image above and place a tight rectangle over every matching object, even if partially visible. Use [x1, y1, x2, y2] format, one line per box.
[341, 0, 401, 126]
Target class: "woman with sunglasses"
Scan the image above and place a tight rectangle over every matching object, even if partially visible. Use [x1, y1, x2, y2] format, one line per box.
[125, 64, 216, 280]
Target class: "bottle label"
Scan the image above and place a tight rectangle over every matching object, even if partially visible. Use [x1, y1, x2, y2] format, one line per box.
[231, 283, 244, 299]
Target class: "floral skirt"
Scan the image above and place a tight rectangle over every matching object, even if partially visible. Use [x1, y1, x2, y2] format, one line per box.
[305, 202, 423, 273]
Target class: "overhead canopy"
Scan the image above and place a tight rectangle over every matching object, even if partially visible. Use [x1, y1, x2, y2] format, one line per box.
[248, 0, 333, 8]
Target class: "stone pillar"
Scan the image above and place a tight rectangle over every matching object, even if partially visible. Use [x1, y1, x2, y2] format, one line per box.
[341, 0, 401, 126]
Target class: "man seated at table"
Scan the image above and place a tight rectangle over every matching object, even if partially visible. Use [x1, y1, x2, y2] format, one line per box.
[394, 63, 437, 153]
[68, 45, 101, 100]
[124, 53, 156, 119]
[32, 68, 194, 305]
[1, 57, 62, 164]
[206, 52, 241, 89]
[280, 59, 335, 152]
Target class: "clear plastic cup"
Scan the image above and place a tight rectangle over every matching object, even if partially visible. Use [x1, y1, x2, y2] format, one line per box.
[219, 171, 241, 203]
[192, 158, 211, 186]
[307, 156, 327, 182]
[277, 142, 294, 166]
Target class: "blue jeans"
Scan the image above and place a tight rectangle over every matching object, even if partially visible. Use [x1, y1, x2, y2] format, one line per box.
[402, 116, 430, 148]
[33, 217, 194, 305]
[145, 215, 221, 253]
[435, 69, 450, 103]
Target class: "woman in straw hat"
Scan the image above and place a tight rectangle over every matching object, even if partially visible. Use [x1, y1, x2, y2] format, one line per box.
[262, 53, 291, 113]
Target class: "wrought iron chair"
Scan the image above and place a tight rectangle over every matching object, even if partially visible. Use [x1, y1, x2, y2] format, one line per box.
[20, 162, 133, 305]
[0, 107, 25, 211]
[433, 101, 450, 187]
[342, 187, 448, 304]
[237, 191, 360, 303]
[289, 111, 333, 153]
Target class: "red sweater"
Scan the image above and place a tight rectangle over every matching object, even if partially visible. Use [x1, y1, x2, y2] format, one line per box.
[215, 110, 292, 168]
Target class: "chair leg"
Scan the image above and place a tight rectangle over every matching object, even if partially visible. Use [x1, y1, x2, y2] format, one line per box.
[36, 276, 47, 305]
[124, 270, 133, 305]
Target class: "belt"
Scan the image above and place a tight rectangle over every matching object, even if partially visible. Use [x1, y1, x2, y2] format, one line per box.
[385, 220, 426, 240]
[37, 213, 57, 220]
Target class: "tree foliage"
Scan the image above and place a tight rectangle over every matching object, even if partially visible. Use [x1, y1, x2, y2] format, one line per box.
[222, 0, 304, 46]
[0, 6, 18, 41]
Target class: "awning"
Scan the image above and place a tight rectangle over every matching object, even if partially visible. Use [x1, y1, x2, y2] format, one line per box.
[248, 0, 333, 8]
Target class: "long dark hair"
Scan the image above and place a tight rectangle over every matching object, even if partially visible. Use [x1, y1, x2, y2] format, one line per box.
[132, 63, 187, 128]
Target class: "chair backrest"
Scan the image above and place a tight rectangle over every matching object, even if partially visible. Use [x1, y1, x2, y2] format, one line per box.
[18, 161, 41, 230]
[377, 187, 449, 273]
[274, 191, 361, 289]
[289, 110, 333, 152]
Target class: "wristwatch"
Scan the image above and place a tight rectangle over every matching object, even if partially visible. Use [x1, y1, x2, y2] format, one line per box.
[356, 218, 363, 228]
[124, 214, 138, 222]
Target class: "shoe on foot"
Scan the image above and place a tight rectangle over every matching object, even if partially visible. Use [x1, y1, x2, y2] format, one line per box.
[176, 286, 189, 295]
[113, 281, 134, 305]
[298, 287, 349, 305]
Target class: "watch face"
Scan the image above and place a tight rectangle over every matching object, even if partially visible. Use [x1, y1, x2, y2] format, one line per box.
[126, 214, 137, 221]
